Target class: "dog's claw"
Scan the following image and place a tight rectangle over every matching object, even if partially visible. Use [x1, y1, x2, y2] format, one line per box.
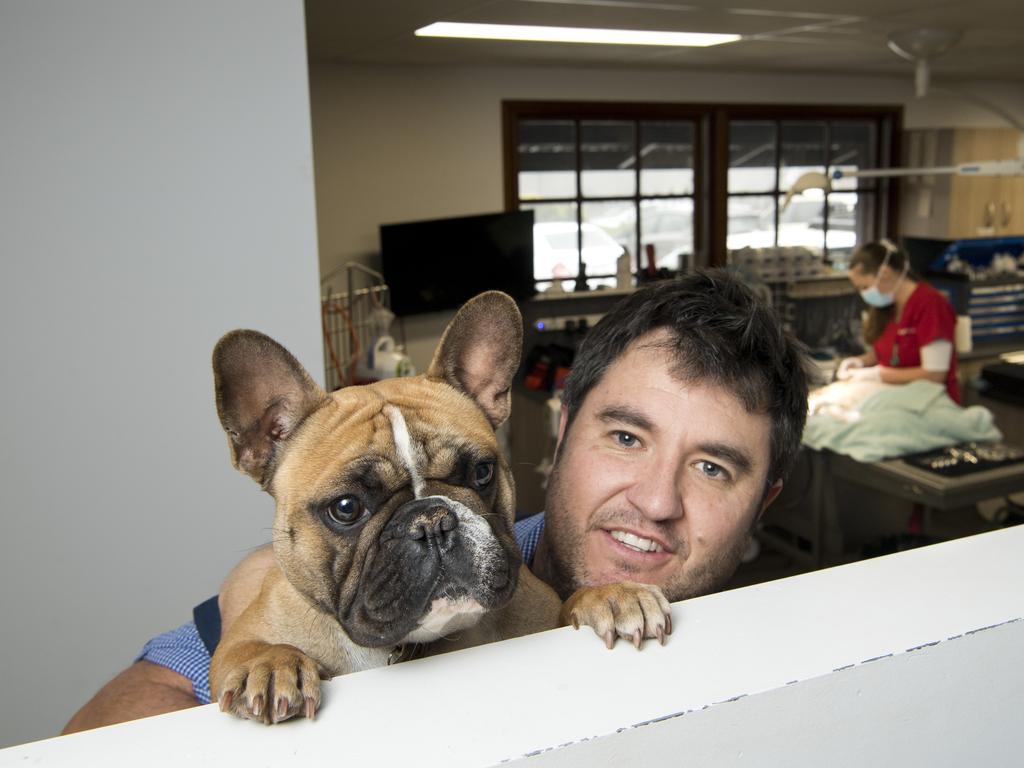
[571, 614, 579, 631]
[666, 612, 673, 635]
[604, 629, 616, 649]
[656, 625, 666, 646]
[633, 629, 642, 650]
[305, 696, 317, 721]
[214, 643, 323, 725]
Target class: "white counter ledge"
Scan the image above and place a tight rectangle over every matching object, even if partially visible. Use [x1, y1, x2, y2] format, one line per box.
[4, 525, 1022, 767]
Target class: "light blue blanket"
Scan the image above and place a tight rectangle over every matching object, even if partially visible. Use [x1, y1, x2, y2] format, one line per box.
[803, 380, 1002, 462]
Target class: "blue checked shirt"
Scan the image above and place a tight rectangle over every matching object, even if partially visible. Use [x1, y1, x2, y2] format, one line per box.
[140, 512, 546, 704]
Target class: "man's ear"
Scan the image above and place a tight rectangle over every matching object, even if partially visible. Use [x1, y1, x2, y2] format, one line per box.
[755, 479, 784, 523]
[552, 403, 569, 461]
[213, 330, 326, 487]
[425, 291, 523, 428]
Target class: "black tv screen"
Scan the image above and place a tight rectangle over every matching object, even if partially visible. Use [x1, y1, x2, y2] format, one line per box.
[380, 210, 536, 316]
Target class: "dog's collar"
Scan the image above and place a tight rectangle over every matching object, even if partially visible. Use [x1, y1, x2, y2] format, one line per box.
[387, 642, 425, 666]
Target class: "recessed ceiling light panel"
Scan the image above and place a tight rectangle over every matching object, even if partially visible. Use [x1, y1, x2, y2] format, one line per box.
[415, 21, 740, 47]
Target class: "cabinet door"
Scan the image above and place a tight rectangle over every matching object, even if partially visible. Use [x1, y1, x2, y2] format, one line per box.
[948, 129, 1001, 240]
[996, 129, 1024, 236]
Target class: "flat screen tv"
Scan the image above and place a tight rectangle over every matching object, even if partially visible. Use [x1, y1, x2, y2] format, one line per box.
[380, 210, 536, 316]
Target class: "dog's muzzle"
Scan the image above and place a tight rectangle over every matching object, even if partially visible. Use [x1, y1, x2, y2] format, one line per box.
[402, 497, 459, 552]
[341, 495, 515, 647]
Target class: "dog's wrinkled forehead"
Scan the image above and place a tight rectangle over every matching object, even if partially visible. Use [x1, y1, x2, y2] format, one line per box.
[275, 378, 499, 500]
[382, 404, 426, 498]
[372, 392, 499, 498]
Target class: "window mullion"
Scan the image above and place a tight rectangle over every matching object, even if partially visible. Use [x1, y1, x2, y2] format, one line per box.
[823, 121, 832, 258]
[575, 118, 583, 276]
[634, 119, 641, 275]
[773, 120, 782, 249]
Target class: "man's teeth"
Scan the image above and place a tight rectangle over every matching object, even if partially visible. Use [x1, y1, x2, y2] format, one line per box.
[610, 530, 663, 553]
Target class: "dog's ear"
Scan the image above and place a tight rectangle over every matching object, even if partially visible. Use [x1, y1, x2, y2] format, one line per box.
[426, 291, 523, 428]
[213, 330, 326, 487]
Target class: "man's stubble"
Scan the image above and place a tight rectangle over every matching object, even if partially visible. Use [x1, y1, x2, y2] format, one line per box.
[541, 449, 753, 603]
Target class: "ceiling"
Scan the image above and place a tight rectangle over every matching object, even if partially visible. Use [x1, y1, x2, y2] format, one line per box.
[305, 0, 1024, 82]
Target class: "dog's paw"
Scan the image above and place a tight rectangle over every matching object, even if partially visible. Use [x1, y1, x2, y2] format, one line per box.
[215, 643, 323, 724]
[561, 582, 672, 650]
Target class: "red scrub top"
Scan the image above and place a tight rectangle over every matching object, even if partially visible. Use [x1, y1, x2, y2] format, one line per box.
[873, 282, 961, 403]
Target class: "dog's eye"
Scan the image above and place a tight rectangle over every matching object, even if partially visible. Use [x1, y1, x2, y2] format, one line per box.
[471, 461, 495, 489]
[325, 495, 365, 527]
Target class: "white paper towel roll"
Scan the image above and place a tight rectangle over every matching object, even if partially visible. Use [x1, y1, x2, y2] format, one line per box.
[955, 315, 973, 354]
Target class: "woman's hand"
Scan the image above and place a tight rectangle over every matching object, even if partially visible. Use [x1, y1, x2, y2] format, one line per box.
[844, 364, 882, 383]
[836, 356, 864, 380]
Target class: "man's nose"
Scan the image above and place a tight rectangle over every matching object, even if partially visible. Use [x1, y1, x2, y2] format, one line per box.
[624, 454, 683, 522]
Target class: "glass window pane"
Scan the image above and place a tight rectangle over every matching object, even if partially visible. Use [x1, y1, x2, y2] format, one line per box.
[522, 201, 578, 225]
[826, 191, 872, 267]
[778, 191, 824, 256]
[640, 198, 693, 272]
[729, 121, 776, 193]
[581, 201, 632, 277]
[522, 202, 579, 280]
[829, 121, 878, 191]
[780, 121, 826, 191]
[518, 120, 576, 200]
[581, 121, 636, 198]
[727, 195, 776, 250]
[640, 121, 694, 196]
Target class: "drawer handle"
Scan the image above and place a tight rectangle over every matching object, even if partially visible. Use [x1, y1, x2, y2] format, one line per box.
[983, 201, 997, 228]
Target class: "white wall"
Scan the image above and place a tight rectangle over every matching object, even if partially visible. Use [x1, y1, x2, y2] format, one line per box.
[308, 63, 1024, 369]
[0, 0, 321, 749]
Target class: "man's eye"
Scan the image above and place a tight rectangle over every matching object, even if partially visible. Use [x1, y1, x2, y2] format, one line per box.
[697, 461, 728, 479]
[613, 431, 640, 448]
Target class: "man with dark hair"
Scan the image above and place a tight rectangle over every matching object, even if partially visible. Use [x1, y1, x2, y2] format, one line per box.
[64, 268, 810, 732]
[523, 270, 808, 602]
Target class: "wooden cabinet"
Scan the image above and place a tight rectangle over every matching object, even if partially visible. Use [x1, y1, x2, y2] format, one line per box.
[900, 128, 1024, 240]
[997, 130, 1024, 235]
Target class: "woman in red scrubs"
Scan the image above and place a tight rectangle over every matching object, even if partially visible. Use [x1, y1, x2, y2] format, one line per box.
[837, 239, 961, 403]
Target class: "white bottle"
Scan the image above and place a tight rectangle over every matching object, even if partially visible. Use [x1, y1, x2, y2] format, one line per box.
[616, 249, 633, 290]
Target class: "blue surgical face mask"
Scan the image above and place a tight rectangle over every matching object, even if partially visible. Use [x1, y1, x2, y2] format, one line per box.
[860, 284, 894, 308]
[858, 250, 906, 308]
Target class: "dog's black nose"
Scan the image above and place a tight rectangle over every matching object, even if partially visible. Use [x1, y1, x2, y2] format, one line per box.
[405, 500, 458, 545]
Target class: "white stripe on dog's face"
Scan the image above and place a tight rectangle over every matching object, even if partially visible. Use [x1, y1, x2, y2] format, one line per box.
[384, 405, 425, 498]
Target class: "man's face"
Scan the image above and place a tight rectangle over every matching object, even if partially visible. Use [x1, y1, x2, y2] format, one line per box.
[542, 331, 781, 603]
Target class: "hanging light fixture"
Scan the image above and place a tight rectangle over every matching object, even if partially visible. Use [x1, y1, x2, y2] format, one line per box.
[886, 28, 963, 98]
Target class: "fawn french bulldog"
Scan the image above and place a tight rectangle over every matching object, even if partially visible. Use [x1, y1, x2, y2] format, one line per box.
[209, 291, 671, 723]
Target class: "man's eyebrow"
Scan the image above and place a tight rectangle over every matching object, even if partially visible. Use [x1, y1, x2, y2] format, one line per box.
[596, 405, 656, 433]
[697, 442, 754, 476]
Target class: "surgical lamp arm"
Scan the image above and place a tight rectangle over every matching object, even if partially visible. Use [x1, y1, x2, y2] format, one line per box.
[833, 158, 1024, 181]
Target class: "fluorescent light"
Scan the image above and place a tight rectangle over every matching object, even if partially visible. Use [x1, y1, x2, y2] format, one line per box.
[415, 22, 740, 47]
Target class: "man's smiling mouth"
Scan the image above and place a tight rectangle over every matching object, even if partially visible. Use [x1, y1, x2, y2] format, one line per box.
[609, 530, 664, 553]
